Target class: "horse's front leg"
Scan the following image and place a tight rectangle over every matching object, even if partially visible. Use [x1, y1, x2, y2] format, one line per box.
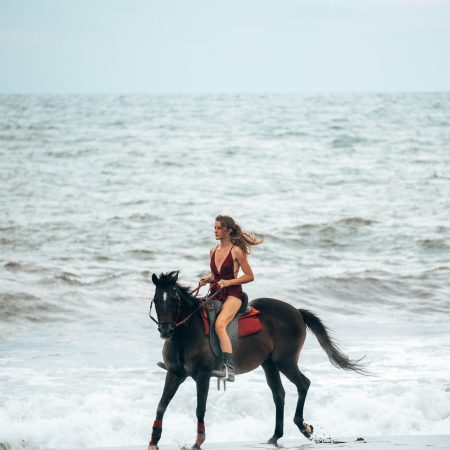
[148, 371, 186, 450]
[192, 372, 211, 450]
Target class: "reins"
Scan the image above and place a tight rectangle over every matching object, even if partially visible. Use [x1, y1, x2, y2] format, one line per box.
[149, 281, 223, 329]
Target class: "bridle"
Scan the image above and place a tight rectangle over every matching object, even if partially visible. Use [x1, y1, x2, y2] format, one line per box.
[149, 286, 183, 328]
[149, 282, 223, 330]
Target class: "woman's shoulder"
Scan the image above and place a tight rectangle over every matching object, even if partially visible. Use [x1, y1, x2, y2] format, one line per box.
[231, 244, 245, 258]
[209, 245, 218, 256]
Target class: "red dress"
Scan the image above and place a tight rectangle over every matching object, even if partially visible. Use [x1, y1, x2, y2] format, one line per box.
[210, 245, 244, 303]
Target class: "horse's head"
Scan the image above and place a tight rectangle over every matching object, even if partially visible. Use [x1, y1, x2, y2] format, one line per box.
[150, 271, 182, 340]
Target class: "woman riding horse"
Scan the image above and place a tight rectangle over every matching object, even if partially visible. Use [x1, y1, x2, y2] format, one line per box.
[149, 271, 366, 450]
[199, 215, 263, 381]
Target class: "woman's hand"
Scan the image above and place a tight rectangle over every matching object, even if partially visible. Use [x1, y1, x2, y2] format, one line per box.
[199, 276, 212, 287]
[218, 279, 232, 289]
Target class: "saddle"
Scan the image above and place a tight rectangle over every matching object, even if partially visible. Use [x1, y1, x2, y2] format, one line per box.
[200, 292, 264, 360]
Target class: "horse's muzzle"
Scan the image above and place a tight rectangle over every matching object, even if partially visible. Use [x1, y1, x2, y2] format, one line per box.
[158, 324, 175, 340]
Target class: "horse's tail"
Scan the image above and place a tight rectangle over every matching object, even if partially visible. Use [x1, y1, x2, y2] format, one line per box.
[299, 309, 368, 375]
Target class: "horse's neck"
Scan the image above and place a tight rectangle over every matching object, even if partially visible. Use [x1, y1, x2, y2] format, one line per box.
[179, 290, 200, 328]
[177, 287, 195, 314]
[175, 287, 203, 338]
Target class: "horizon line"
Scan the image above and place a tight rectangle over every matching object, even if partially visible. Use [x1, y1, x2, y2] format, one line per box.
[1, 89, 449, 96]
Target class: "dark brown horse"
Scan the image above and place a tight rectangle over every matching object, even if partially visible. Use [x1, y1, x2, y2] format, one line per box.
[148, 271, 365, 450]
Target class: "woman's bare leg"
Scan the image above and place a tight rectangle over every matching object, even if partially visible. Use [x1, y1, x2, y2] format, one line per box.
[215, 296, 242, 352]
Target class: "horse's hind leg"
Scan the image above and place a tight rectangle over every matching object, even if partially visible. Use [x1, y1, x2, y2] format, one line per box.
[278, 362, 313, 440]
[262, 360, 285, 446]
[148, 371, 186, 450]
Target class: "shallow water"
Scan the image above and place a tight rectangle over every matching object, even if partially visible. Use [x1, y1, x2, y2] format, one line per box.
[1, 93, 449, 449]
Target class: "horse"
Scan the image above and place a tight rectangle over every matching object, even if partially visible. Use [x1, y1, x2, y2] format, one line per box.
[148, 271, 365, 450]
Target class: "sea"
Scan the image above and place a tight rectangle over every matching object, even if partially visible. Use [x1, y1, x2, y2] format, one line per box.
[0, 93, 449, 450]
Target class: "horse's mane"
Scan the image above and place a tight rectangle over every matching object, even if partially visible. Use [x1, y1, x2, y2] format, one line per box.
[158, 272, 198, 304]
[176, 283, 198, 303]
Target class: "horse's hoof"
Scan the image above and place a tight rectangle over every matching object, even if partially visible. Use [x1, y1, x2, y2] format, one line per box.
[191, 444, 201, 450]
[267, 436, 279, 446]
[148, 445, 158, 450]
[300, 423, 314, 440]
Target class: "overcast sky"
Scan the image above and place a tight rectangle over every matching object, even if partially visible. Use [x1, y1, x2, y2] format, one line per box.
[1, 0, 449, 94]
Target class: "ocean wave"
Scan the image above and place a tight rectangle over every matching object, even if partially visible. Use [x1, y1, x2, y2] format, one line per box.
[308, 268, 450, 316]
[94, 255, 111, 262]
[90, 270, 140, 287]
[315, 266, 450, 287]
[128, 213, 159, 223]
[47, 271, 82, 286]
[108, 213, 159, 223]
[261, 232, 343, 248]
[40, 270, 96, 287]
[290, 217, 377, 234]
[40, 270, 136, 287]
[313, 273, 398, 303]
[0, 237, 16, 246]
[4, 261, 22, 270]
[3, 261, 48, 274]
[401, 266, 450, 281]
[269, 217, 378, 248]
[0, 225, 17, 232]
[0, 293, 69, 322]
[331, 134, 366, 148]
[116, 199, 148, 207]
[273, 130, 308, 138]
[44, 148, 95, 159]
[418, 239, 450, 250]
[154, 157, 185, 168]
[335, 217, 377, 227]
[179, 253, 203, 262]
[125, 249, 155, 259]
[0, 133, 22, 142]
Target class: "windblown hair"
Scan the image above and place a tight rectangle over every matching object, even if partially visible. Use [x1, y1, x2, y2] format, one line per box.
[215, 215, 263, 254]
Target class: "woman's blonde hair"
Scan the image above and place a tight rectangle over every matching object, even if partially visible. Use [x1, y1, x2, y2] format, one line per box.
[215, 215, 263, 254]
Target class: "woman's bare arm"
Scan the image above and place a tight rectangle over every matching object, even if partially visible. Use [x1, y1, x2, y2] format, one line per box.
[199, 247, 215, 286]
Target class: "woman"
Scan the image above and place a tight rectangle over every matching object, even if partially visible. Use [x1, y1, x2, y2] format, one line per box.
[199, 215, 263, 381]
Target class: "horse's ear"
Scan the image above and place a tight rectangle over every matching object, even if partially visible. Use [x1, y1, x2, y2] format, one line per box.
[151, 273, 159, 286]
[168, 270, 179, 282]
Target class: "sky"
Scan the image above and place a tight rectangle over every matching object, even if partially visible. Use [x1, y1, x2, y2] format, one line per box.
[0, 0, 449, 94]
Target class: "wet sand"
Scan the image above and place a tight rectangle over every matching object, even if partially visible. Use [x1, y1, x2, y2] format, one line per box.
[66, 435, 450, 450]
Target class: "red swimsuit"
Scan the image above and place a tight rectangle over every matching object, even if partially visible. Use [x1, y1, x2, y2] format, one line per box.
[210, 245, 244, 303]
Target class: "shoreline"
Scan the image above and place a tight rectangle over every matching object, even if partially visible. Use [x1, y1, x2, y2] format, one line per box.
[61, 435, 450, 450]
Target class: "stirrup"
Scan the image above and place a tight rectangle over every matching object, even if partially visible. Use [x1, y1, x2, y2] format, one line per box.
[210, 366, 227, 379]
[210, 365, 234, 382]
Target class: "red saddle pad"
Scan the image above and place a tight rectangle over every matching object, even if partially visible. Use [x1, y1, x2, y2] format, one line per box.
[201, 306, 263, 338]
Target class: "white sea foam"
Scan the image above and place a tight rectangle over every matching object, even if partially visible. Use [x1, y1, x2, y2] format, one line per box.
[1, 318, 449, 449]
